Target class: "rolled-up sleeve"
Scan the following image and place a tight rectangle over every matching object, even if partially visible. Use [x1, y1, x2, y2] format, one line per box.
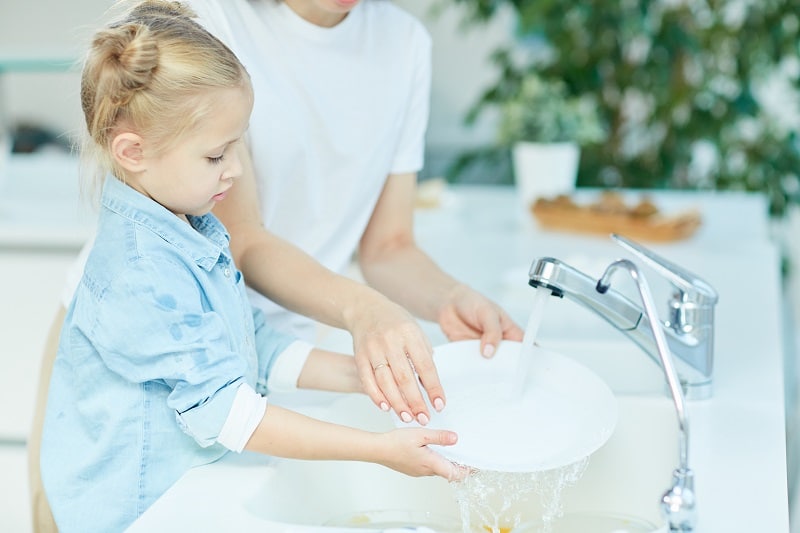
[215, 382, 267, 452]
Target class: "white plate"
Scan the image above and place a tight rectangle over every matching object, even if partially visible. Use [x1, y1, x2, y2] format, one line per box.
[396, 339, 617, 472]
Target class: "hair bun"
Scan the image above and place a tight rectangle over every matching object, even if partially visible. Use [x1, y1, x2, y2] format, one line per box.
[93, 22, 158, 103]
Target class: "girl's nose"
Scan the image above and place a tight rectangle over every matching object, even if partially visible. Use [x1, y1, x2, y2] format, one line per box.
[226, 151, 244, 180]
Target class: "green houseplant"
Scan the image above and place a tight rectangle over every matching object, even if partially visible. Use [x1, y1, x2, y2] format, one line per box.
[493, 67, 605, 147]
[491, 65, 606, 204]
[449, 51, 606, 197]
[444, 0, 800, 215]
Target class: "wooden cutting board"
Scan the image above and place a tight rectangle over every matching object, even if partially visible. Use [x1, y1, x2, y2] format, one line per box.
[531, 192, 702, 242]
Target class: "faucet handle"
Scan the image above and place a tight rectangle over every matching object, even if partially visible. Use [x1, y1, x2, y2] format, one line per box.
[611, 234, 718, 306]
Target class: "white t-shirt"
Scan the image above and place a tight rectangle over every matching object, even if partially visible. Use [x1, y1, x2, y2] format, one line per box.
[65, 0, 432, 343]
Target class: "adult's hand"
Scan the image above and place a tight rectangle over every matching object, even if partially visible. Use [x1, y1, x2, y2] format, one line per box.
[437, 283, 524, 357]
[347, 298, 445, 426]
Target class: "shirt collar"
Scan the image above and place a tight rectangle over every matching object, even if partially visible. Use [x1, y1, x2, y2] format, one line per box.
[100, 176, 230, 271]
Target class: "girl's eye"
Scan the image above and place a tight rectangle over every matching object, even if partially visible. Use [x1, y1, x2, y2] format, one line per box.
[208, 155, 224, 164]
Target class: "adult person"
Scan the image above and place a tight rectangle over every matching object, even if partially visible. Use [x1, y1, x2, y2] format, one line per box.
[187, 0, 524, 414]
[29, 0, 523, 530]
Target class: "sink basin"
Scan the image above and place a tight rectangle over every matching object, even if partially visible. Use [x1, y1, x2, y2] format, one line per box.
[244, 391, 678, 532]
[536, 339, 666, 396]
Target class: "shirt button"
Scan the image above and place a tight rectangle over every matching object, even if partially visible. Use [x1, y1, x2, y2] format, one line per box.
[223, 267, 231, 278]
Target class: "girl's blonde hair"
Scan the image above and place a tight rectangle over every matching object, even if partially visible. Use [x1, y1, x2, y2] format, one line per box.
[80, 0, 250, 196]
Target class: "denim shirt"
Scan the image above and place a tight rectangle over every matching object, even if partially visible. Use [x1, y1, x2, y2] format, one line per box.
[41, 177, 296, 532]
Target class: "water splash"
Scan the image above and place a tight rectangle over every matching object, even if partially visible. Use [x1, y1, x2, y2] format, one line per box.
[512, 288, 551, 398]
[536, 459, 589, 532]
[449, 457, 589, 533]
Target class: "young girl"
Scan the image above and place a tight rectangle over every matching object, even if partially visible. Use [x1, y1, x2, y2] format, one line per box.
[40, 2, 463, 531]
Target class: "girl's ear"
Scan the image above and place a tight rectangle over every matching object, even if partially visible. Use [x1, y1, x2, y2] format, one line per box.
[111, 132, 146, 173]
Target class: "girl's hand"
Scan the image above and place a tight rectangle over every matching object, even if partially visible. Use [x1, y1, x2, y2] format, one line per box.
[377, 427, 469, 481]
[349, 300, 445, 427]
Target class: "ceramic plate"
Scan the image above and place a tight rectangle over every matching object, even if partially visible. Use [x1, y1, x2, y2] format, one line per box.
[396, 339, 617, 472]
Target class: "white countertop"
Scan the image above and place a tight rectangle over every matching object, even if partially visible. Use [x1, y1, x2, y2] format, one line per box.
[129, 185, 789, 532]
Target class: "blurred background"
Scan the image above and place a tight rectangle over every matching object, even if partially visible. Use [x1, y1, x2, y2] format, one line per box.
[0, 0, 512, 169]
[2, 1, 800, 211]
[1, 1, 800, 532]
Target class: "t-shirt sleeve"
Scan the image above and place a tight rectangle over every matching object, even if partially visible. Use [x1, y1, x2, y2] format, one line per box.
[390, 24, 432, 175]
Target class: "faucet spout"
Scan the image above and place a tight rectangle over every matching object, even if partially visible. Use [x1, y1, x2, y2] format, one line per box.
[528, 237, 717, 400]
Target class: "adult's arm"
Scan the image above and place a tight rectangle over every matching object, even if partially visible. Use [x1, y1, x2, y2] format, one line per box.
[213, 143, 443, 425]
[358, 173, 524, 356]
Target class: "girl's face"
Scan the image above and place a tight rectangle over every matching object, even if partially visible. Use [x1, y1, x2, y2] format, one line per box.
[130, 85, 253, 219]
[284, 0, 361, 27]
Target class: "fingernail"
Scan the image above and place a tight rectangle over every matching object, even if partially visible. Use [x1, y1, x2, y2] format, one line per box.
[482, 344, 496, 358]
[379, 402, 389, 412]
[417, 412, 429, 425]
[400, 411, 413, 423]
[433, 397, 445, 411]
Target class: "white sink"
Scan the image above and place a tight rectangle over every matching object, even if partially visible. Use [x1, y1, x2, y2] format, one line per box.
[243, 391, 678, 532]
[535, 338, 667, 396]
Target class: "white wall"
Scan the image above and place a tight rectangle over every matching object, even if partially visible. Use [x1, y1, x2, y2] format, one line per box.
[0, 0, 511, 150]
[0, 0, 110, 143]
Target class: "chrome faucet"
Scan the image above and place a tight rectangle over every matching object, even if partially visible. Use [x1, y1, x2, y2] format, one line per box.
[528, 234, 718, 400]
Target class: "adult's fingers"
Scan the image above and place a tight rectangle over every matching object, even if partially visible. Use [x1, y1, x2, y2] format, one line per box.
[356, 354, 403, 416]
[385, 348, 431, 424]
[405, 339, 445, 414]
